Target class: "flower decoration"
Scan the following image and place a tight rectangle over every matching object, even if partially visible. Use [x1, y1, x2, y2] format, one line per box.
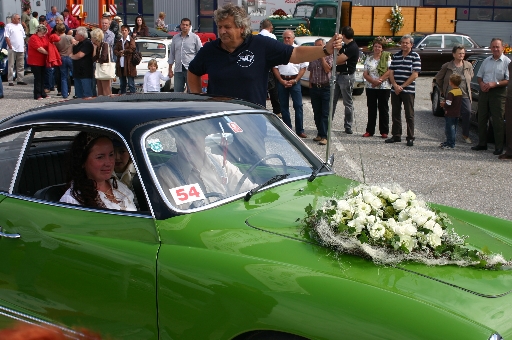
[367, 36, 399, 50]
[269, 9, 292, 19]
[294, 23, 311, 37]
[302, 184, 512, 269]
[387, 4, 404, 35]
[0, 21, 5, 29]
[0, 48, 7, 62]
[504, 44, 512, 55]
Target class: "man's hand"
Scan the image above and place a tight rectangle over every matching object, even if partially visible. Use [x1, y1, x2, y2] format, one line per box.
[325, 33, 342, 55]
[479, 82, 490, 92]
[168, 69, 174, 78]
[393, 83, 403, 94]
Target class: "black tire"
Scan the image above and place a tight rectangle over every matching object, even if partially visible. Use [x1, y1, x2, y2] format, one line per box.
[352, 87, 364, 96]
[111, 87, 120, 94]
[432, 88, 444, 117]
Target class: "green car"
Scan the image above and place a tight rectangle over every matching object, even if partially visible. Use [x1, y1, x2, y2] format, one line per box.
[0, 94, 510, 339]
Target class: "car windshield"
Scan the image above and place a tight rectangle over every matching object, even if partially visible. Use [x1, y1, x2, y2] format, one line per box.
[136, 41, 167, 58]
[294, 4, 314, 17]
[145, 113, 321, 210]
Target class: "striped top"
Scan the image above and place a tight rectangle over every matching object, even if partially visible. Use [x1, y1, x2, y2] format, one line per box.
[389, 50, 421, 93]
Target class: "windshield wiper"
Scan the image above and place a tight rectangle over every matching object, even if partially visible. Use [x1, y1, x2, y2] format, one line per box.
[244, 174, 290, 201]
[308, 154, 334, 182]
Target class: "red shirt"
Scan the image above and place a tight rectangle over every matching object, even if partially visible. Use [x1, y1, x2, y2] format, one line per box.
[28, 34, 49, 66]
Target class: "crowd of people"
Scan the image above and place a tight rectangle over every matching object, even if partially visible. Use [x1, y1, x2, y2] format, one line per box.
[2, 3, 511, 160]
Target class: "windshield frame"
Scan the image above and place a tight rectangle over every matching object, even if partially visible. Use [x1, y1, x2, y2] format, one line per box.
[140, 110, 329, 213]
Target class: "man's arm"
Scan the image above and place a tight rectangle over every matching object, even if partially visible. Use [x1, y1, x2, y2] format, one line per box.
[187, 70, 202, 93]
[289, 34, 341, 64]
[320, 56, 332, 74]
[167, 40, 176, 77]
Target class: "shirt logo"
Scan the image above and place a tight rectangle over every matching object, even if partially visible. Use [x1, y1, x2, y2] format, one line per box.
[237, 50, 254, 68]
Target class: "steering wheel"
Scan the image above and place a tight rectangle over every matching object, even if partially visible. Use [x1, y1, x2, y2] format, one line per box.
[189, 192, 225, 209]
[234, 154, 288, 193]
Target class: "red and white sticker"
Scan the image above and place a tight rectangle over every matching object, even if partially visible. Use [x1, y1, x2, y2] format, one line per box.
[227, 122, 243, 133]
[169, 183, 206, 205]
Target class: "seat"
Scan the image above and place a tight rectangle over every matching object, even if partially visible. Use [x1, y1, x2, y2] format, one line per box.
[33, 183, 67, 202]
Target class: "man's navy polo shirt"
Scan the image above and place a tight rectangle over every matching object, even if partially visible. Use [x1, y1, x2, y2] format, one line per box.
[188, 34, 293, 107]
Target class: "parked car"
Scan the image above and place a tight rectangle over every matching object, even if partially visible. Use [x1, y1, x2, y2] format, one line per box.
[365, 33, 491, 73]
[0, 93, 512, 339]
[112, 37, 174, 93]
[294, 36, 365, 95]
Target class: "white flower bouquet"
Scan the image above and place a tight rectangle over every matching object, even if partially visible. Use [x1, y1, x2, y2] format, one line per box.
[0, 48, 8, 62]
[387, 4, 404, 35]
[303, 184, 511, 269]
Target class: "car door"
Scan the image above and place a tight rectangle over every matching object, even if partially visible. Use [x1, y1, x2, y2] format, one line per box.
[310, 5, 337, 36]
[0, 128, 160, 339]
[416, 35, 443, 71]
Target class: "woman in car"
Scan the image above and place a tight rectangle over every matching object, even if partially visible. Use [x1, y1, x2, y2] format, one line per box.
[434, 45, 474, 144]
[60, 132, 137, 211]
[132, 15, 149, 38]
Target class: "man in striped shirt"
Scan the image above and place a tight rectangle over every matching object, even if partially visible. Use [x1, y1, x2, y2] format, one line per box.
[386, 34, 421, 147]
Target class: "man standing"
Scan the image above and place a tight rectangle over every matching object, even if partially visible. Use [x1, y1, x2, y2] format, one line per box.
[21, 6, 31, 36]
[259, 19, 281, 118]
[386, 34, 421, 147]
[333, 26, 359, 134]
[46, 6, 59, 29]
[5, 14, 27, 86]
[308, 38, 333, 145]
[273, 29, 308, 138]
[471, 38, 510, 156]
[101, 15, 115, 52]
[167, 18, 202, 93]
[187, 3, 341, 107]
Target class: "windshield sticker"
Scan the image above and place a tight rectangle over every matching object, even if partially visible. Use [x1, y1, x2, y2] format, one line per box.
[148, 138, 163, 152]
[169, 183, 206, 205]
[227, 122, 243, 133]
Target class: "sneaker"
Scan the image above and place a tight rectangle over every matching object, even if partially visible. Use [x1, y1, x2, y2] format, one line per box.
[439, 142, 447, 148]
[318, 138, 327, 145]
[313, 136, 322, 142]
[440, 145, 454, 150]
[362, 132, 373, 137]
[463, 136, 472, 144]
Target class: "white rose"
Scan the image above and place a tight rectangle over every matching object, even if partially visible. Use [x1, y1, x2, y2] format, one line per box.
[337, 199, 351, 212]
[426, 233, 442, 248]
[402, 223, 417, 236]
[424, 219, 435, 231]
[432, 224, 444, 237]
[393, 198, 408, 211]
[370, 223, 386, 239]
[398, 210, 409, 222]
[370, 198, 382, 210]
[388, 193, 400, 202]
[380, 187, 392, 199]
[400, 235, 417, 252]
[412, 214, 428, 227]
[370, 186, 382, 196]
[366, 215, 376, 224]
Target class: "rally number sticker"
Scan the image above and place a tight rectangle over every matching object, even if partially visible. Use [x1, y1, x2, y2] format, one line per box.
[227, 122, 243, 133]
[169, 183, 206, 204]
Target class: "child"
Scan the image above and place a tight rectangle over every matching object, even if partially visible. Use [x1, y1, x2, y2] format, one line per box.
[143, 59, 169, 93]
[439, 73, 463, 149]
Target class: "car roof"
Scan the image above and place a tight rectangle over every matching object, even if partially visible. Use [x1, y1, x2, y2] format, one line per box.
[0, 93, 265, 138]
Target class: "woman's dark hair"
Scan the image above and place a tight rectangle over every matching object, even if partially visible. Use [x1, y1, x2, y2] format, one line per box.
[451, 44, 465, 54]
[68, 132, 117, 208]
[372, 37, 386, 48]
[134, 15, 147, 30]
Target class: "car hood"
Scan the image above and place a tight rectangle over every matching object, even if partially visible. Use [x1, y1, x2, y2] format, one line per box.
[245, 175, 512, 299]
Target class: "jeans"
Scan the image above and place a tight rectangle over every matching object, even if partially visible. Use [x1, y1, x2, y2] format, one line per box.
[0, 79, 3, 97]
[44, 67, 54, 90]
[365, 88, 390, 135]
[59, 56, 73, 98]
[445, 116, 458, 148]
[277, 81, 304, 134]
[32, 65, 46, 99]
[332, 73, 355, 129]
[119, 72, 135, 94]
[174, 65, 187, 92]
[74, 77, 93, 98]
[7, 50, 24, 83]
[310, 86, 330, 138]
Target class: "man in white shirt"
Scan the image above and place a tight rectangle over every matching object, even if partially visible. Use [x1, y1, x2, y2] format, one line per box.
[259, 19, 276, 39]
[167, 18, 202, 93]
[272, 29, 308, 138]
[5, 14, 27, 86]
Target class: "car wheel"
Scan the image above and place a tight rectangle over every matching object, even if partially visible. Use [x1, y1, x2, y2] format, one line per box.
[352, 87, 364, 96]
[432, 88, 444, 117]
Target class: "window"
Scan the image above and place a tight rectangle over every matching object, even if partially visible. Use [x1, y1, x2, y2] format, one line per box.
[0, 130, 30, 193]
[462, 37, 475, 48]
[422, 36, 442, 48]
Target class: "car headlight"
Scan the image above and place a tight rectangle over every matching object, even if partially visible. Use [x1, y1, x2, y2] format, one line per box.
[489, 333, 503, 340]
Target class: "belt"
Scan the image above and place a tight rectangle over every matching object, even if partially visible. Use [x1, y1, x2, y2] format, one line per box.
[280, 74, 298, 80]
[311, 82, 329, 88]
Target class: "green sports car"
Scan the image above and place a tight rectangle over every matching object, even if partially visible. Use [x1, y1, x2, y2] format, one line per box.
[0, 93, 510, 339]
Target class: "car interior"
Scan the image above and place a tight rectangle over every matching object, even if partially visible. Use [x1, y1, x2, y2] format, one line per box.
[9, 129, 150, 213]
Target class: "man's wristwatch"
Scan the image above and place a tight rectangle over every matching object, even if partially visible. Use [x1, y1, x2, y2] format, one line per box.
[497, 81, 500, 86]
[322, 45, 330, 56]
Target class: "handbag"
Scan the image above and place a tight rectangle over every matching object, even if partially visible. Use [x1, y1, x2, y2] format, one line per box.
[95, 44, 116, 80]
[131, 43, 142, 66]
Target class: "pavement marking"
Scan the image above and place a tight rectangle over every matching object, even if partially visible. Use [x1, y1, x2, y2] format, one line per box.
[330, 133, 365, 182]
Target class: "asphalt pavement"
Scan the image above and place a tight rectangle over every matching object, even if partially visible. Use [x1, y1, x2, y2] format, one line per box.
[1, 74, 511, 221]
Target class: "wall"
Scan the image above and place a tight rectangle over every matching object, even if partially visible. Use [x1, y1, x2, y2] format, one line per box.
[457, 21, 512, 46]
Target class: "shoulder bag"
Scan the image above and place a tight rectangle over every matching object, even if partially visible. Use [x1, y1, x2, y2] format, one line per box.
[131, 42, 142, 66]
[95, 44, 116, 80]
